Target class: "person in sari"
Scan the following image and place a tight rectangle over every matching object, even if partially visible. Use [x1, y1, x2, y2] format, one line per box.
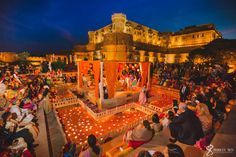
[123, 120, 154, 148]
[151, 114, 163, 135]
[79, 134, 102, 157]
[139, 85, 147, 105]
[195, 102, 213, 135]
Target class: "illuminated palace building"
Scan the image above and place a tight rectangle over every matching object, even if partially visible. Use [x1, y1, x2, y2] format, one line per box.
[73, 13, 222, 63]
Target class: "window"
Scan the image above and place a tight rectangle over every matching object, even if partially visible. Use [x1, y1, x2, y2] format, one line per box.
[212, 33, 216, 39]
[192, 35, 195, 38]
[202, 33, 204, 37]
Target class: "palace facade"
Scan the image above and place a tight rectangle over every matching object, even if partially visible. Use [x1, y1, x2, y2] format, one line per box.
[73, 13, 222, 63]
[0, 52, 18, 63]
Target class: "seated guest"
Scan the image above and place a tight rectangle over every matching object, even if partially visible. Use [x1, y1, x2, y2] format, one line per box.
[163, 143, 185, 157]
[123, 120, 154, 148]
[161, 110, 175, 128]
[8, 137, 33, 157]
[63, 141, 76, 157]
[79, 134, 102, 157]
[151, 114, 162, 134]
[215, 98, 227, 123]
[205, 97, 216, 117]
[137, 150, 152, 157]
[195, 101, 213, 135]
[152, 151, 164, 157]
[173, 100, 179, 114]
[169, 102, 204, 145]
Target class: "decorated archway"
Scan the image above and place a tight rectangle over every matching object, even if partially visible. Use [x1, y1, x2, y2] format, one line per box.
[77, 61, 150, 105]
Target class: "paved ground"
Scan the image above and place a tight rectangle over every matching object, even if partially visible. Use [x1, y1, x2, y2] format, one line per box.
[207, 104, 236, 157]
[46, 110, 67, 157]
[35, 108, 50, 157]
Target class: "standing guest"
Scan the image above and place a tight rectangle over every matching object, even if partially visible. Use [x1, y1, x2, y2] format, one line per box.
[103, 87, 108, 99]
[179, 82, 190, 102]
[139, 85, 147, 105]
[39, 84, 51, 114]
[79, 134, 102, 157]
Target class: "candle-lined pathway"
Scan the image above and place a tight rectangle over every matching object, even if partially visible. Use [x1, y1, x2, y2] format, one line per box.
[57, 106, 147, 145]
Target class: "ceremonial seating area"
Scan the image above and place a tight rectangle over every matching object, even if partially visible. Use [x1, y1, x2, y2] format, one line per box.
[1, 62, 235, 157]
[0, 67, 52, 157]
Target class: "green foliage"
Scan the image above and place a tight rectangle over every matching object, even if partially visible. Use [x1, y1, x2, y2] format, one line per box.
[51, 60, 66, 71]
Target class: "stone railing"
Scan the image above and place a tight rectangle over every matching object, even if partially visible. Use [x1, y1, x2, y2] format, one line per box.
[147, 103, 172, 113]
[78, 98, 137, 120]
[52, 96, 80, 109]
[136, 104, 156, 114]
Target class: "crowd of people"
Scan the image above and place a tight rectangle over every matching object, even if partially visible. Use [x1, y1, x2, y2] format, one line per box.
[60, 62, 235, 157]
[0, 65, 51, 157]
[129, 63, 234, 156]
[153, 62, 234, 90]
[117, 63, 142, 91]
[1, 60, 235, 157]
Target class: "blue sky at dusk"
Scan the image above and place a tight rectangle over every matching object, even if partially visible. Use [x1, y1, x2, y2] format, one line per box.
[0, 0, 236, 54]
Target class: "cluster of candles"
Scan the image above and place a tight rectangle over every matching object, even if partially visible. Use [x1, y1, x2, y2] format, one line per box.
[51, 88, 75, 102]
[150, 94, 178, 108]
[149, 87, 179, 107]
[57, 106, 146, 145]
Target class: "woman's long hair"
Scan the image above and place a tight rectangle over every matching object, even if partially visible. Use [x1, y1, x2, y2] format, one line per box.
[152, 114, 160, 124]
[143, 120, 151, 131]
[167, 144, 185, 157]
[88, 134, 100, 155]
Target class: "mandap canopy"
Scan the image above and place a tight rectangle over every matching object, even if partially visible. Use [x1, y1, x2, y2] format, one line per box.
[77, 61, 150, 99]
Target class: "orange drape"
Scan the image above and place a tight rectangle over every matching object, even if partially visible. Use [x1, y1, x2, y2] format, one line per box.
[140, 62, 149, 86]
[78, 61, 90, 88]
[93, 61, 100, 99]
[78, 61, 100, 99]
[104, 61, 118, 98]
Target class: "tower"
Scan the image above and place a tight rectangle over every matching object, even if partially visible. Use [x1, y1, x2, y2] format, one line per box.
[111, 13, 127, 32]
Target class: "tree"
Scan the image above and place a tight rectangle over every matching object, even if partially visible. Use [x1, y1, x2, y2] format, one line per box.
[51, 60, 66, 71]
[18, 52, 30, 61]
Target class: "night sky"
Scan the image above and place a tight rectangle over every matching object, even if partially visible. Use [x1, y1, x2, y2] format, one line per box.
[1, 0, 236, 54]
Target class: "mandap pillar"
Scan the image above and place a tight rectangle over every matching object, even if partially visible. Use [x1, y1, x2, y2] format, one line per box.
[77, 61, 80, 89]
[98, 62, 103, 110]
[148, 51, 155, 63]
[139, 50, 146, 62]
[88, 51, 94, 61]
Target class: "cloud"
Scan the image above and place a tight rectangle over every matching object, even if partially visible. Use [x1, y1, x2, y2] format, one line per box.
[0, 15, 33, 30]
[221, 28, 236, 35]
